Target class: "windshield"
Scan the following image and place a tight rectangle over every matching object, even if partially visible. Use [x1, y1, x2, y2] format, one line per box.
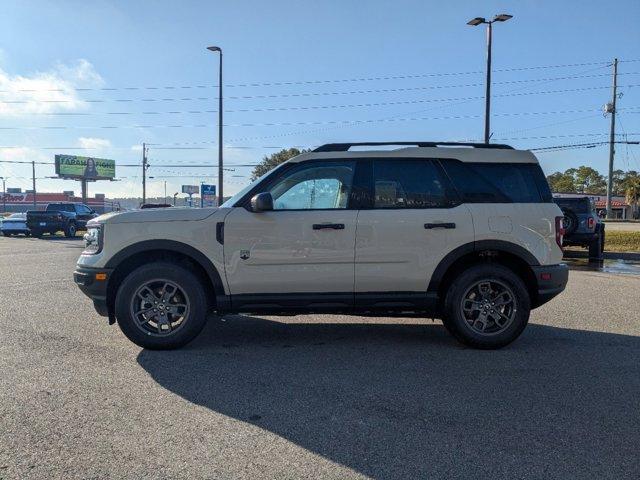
[221, 162, 289, 207]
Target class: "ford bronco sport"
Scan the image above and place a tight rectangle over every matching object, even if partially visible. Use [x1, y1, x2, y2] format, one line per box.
[74, 142, 568, 350]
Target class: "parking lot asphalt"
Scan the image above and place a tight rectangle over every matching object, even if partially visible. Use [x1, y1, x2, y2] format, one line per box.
[1, 236, 639, 480]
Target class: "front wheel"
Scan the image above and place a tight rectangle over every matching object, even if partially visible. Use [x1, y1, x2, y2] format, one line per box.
[442, 264, 531, 349]
[114, 262, 208, 349]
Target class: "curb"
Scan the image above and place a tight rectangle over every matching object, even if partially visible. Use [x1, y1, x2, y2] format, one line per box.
[563, 251, 640, 261]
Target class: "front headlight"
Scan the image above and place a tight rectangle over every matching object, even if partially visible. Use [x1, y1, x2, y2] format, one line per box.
[83, 225, 103, 254]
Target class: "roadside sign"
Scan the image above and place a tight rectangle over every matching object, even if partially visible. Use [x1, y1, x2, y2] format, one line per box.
[181, 185, 199, 195]
[55, 155, 116, 180]
[201, 184, 216, 207]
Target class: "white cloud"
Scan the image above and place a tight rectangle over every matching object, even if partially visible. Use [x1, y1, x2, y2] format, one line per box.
[0, 146, 47, 162]
[0, 59, 104, 116]
[78, 137, 112, 150]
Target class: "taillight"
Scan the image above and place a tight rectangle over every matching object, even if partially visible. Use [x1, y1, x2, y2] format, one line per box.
[555, 216, 564, 249]
[587, 217, 595, 229]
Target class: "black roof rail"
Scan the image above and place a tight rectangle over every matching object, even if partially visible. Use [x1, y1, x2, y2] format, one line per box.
[313, 142, 514, 152]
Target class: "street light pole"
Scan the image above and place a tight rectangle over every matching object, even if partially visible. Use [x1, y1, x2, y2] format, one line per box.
[32, 160, 37, 209]
[484, 21, 492, 144]
[467, 14, 513, 144]
[207, 46, 223, 205]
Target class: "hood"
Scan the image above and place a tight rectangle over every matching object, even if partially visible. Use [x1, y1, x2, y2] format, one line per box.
[92, 207, 219, 225]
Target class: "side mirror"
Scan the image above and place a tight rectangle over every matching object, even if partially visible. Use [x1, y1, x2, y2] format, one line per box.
[250, 192, 274, 212]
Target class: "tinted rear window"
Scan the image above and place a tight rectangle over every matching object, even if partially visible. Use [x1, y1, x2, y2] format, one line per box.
[554, 198, 592, 213]
[441, 160, 552, 203]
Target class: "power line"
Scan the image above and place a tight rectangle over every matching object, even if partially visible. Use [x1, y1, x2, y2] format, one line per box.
[0, 60, 628, 94]
[1, 105, 639, 130]
[3, 75, 638, 105]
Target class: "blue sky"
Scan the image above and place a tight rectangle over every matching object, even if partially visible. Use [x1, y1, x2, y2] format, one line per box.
[1, 0, 639, 199]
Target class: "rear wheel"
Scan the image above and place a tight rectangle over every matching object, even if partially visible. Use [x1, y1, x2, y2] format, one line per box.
[443, 264, 531, 349]
[115, 262, 208, 349]
[64, 222, 77, 238]
[588, 234, 603, 259]
[1, 231, 11, 237]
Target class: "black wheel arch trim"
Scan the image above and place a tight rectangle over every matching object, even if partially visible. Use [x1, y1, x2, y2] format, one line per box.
[104, 239, 229, 310]
[427, 240, 540, 294]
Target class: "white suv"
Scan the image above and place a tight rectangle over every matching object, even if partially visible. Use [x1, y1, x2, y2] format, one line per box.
[74, 142, 568, 350]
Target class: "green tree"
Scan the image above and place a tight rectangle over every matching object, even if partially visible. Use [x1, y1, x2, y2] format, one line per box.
[546, 171, 577, 193]
[611, 169, 626, 195]
[573, 166, 606, 194]
[250, 148, 309, 181]
[619, 170, 640, 212]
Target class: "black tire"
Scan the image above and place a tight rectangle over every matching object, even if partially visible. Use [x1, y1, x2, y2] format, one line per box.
[561, 208, 579, 235]
[588, 234, 603, 259]
[64, 222, 77, 238]
[115, 262, 208, 350]
[31, 230, 42, 238]
[443, 264, 531, 349]
[1, 231, 11, 237]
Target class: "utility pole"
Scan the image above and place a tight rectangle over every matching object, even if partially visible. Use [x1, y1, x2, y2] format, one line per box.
[605, 58, 618, 219]
[142, 142, 148, 204]
[32, 160, 37, 209]
[1, 177, 6, 213]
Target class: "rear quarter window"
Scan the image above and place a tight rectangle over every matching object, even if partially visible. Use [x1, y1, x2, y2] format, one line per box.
[440, 160, 552, 203]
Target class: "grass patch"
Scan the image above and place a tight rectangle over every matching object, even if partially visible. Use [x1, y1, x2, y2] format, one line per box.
[605, 231, 640, 252]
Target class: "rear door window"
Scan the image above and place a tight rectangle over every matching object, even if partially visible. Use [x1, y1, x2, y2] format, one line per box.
[372, 159, 456, 209]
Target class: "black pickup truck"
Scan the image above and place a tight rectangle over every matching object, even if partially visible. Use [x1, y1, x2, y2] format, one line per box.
[26, 203, 98, 238]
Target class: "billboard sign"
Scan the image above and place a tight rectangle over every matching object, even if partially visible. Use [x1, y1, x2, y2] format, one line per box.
[181, 185, 199, 195]
[55, 155, 116, 180]
[201, 184, 216, 207]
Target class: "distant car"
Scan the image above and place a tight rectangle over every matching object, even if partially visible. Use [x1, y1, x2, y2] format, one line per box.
[0, 213, 30, 237]
[553, 196, 605, 259]
[26, 202, 98, 238]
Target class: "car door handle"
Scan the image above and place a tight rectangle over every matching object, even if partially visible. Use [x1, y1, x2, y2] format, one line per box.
[424, 222, 456, 229]
[313, 223, 345, 230]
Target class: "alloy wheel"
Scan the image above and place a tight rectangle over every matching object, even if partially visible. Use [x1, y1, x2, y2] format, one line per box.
[460, 279, 517, 336]
[129, 279, 190, 336]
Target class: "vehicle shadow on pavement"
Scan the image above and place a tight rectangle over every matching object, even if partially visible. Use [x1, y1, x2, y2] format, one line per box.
[137, 316, 640, 479]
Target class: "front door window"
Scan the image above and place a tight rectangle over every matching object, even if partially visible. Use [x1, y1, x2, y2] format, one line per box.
[267, 161, 355, 210]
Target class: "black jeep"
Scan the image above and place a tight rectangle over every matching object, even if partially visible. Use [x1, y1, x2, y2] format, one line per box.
[553, 196, 605, 259]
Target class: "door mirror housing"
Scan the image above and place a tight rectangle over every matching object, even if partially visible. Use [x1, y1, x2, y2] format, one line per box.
[250, 192, 274, 212]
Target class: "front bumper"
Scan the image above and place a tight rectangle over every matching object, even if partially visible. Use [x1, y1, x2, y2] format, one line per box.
[531, 263, 569, 308]
[74, 266, 113, 317]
